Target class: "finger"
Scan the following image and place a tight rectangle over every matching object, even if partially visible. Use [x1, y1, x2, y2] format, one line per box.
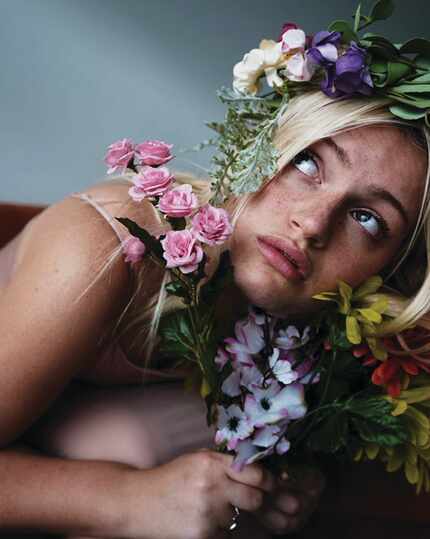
[224, 460, 275, 493]
[274, 492, 301, 515]
[258, 509, 291, 534]
[226, 482, 264, 513]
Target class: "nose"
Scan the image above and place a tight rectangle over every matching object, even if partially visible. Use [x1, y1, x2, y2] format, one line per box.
[289, 196, 337, 248]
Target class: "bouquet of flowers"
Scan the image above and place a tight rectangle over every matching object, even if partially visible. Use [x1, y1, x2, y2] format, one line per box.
[102, 0, 430, 494]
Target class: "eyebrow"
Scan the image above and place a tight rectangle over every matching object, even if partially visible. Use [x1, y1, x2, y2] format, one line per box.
[320, 137, 410, 226]
[321, 137, 353, 169]
[367, 185, 409, 226]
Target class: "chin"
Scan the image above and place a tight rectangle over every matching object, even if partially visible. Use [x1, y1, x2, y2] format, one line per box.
[232, 259, 318, 319]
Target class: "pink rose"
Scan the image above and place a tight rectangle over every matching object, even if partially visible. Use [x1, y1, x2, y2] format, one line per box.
[161, 229, 203, 274]
[158, 184, 198, 218]
[121, 235, 146, 265]
[191, 204, 233, 246]
[135, 139, 173, 166]
[104, 138, 135, 174]
[128, 166, 174, 201]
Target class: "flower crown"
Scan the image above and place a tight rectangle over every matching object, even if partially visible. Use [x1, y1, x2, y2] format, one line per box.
[204, 0, 430, 203]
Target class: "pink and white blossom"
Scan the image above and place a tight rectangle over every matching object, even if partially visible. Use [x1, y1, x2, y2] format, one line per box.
[283, 52, 316, 82]
[221, 371, 242, 398]
[191, 204, 233, 246]
[276, 325, 310, 350]
[160, 229, 203, 274]
[245, 381, 307, 427]
[104, 138, 135, 174]
[232, 439, 274, 471]
[281, 28, 306, 54]
[128, 166, 174, 201]
[269, 348, 299, 385]
[214, 347, 230, 371]
[225, 318, 265, 364]
[134, 139, 173, 166]
[121, 235, 146, 265]
[158, 184, 198, 218]
[215, 405, 254, 451]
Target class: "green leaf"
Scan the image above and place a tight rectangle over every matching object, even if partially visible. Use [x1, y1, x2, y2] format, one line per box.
[346, 316, 361, 344]
[165, 216, 186, 231]
[392, 83, 430, 94]
[353, 276, 383, 299]
[369, 0, 395, 22]
[338, 281, 352, 314]
[354, 4, 362, 33]
[400, 38, 430, 57]
[165, 280, 191, 301]
[116, 217, 165, 262]
[328, 20, 358, 43]
[200, 251, 234, 304]
[389, 103, 427, 120]
[349, 397, 408, 446]
[415, 55, 430, 70]
[307, 412, 348, 453]
[386, 62, 412, 85]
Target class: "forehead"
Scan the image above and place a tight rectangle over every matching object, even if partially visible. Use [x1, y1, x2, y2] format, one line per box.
[329, 125, 427, 221]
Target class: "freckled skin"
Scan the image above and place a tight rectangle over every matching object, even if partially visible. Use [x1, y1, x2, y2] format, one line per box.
[226, 125, 427, 319]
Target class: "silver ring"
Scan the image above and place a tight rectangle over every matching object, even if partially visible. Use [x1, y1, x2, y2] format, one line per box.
[229, 506, 240, 531]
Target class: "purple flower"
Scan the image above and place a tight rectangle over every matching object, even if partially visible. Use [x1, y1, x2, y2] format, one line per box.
[307, 31, 341, 67]
[322, 42, 374, 98]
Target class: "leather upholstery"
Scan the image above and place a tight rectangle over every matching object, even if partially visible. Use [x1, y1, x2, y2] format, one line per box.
[0, 202, 45, 248]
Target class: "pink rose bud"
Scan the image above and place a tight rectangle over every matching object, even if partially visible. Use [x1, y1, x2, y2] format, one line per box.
[121, 235, 146, 265]
[104, 138, 135, 174]
[135, 139, 173, 166]
[128, 166, 174, 201]
[161, 229, 204, 274]
[158, 184, 198, 218]
[191, 204, 233, 246]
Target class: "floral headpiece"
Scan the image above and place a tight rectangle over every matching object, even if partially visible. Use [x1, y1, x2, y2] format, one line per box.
[204, 0, 430, 202]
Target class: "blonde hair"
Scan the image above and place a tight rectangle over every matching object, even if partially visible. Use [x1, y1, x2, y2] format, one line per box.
[93, 91, 430, 364]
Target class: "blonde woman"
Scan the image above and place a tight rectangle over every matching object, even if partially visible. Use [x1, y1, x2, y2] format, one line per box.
[0, 90, 429, 538]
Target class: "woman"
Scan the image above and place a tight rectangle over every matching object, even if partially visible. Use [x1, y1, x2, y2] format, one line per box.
[0, 87, 428, 538]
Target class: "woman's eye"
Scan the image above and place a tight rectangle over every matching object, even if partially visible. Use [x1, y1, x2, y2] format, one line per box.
[351, 209, 387, 238]
[292, 150, 319, 178]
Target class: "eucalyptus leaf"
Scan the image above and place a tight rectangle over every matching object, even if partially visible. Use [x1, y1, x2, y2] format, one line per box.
[369, 0, 395, 22]
[400, 38, 430, 57]
[328, 20, 358, 43]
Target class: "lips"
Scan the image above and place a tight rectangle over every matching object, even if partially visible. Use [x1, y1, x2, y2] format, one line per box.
[256, 235, 311, 281]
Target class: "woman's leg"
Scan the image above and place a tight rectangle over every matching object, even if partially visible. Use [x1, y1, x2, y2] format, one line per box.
[22, 381, 271, 539]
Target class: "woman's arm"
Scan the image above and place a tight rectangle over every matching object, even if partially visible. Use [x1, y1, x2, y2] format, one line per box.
[0, 194, 131, 447]
[0, 443, 133, 537]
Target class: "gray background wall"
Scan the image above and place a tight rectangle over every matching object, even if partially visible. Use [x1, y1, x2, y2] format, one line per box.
[1, 0, 429, 204]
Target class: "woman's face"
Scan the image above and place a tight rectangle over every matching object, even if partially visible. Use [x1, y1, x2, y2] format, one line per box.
[230, 125, 427, 318]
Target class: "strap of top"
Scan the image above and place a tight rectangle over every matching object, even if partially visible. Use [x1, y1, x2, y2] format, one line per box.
[71, 192, 128, 243]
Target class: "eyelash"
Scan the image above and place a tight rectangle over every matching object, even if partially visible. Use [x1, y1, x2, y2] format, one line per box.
[292, 149, 390, 239]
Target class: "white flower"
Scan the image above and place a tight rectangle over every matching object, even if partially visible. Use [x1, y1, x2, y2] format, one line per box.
[215, 404, 254, 450]
[232, 439, 274, 471]
[245, 381, 307, 427]
[225, 316, 265, 365]
[281, 28, 306, 54]
[276, 325, 311, 350]
[233, 39, 288, 95]
[269, 348, 299, 385]
[282, 52, 316, 82]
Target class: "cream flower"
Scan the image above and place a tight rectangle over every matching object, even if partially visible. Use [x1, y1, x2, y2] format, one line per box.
[233, 39, 287, 95]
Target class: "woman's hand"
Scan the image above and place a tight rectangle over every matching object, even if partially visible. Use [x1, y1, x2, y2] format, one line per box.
[118, 449, 275, 539]
[255, 466, 325, 535]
